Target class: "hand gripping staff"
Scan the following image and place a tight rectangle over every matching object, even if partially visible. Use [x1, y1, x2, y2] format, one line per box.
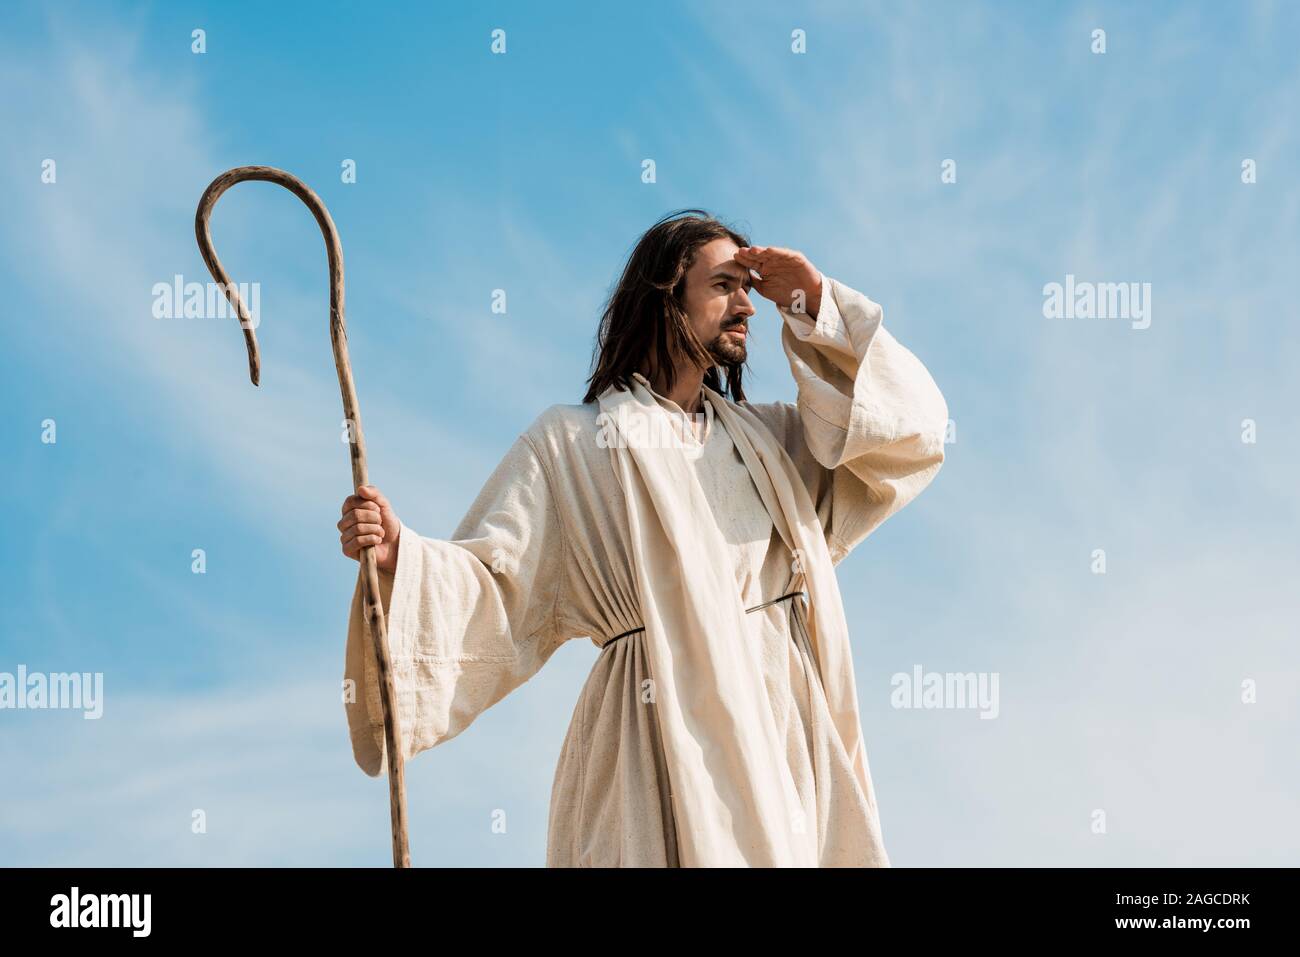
[194, 166, 412, 867]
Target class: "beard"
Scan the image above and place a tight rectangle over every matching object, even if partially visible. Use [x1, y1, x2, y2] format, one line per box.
[707, 326, 747, 364]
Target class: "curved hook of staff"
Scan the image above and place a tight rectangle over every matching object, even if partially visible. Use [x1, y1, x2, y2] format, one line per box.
[193, 165, 344, 386]
[193, 166, 413, 868]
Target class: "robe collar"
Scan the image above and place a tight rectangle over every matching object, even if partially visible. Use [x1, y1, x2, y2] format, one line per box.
[630, 371, 714, 445]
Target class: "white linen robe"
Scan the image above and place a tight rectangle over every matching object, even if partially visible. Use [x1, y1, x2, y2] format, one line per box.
[343, 273, 948, 866]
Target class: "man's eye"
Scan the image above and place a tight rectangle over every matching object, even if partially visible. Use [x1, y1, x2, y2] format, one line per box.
[714, 281, 728, 290]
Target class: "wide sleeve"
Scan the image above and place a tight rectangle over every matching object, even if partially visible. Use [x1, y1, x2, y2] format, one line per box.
[343, 431, 573, 776]
[747, 273, 948, 565]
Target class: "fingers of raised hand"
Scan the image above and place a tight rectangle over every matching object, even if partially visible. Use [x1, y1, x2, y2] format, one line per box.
[735, 247, 807, 287]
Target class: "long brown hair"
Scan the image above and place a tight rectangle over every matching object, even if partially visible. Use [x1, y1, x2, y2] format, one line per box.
[582, 209, 751, 405]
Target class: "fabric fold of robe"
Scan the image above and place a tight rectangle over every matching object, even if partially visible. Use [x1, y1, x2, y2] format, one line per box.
[596, 377, 819, 865]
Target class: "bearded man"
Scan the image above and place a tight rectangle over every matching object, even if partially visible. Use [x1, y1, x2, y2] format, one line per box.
[339, 209, 948, 867]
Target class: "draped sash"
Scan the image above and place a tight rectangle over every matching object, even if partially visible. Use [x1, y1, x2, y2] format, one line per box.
[596, 372, 869, 866]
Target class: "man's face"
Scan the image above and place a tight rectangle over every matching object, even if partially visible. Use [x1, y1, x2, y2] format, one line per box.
[681, 238, 757, 365]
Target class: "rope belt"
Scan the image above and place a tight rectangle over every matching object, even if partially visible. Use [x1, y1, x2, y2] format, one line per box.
[602, 590, 807, 648]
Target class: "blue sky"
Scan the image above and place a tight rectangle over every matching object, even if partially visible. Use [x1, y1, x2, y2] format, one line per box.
[1, 0, 1297, 866]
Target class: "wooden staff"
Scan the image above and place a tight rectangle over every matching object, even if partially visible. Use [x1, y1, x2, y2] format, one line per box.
[194, 166, 411, 868]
